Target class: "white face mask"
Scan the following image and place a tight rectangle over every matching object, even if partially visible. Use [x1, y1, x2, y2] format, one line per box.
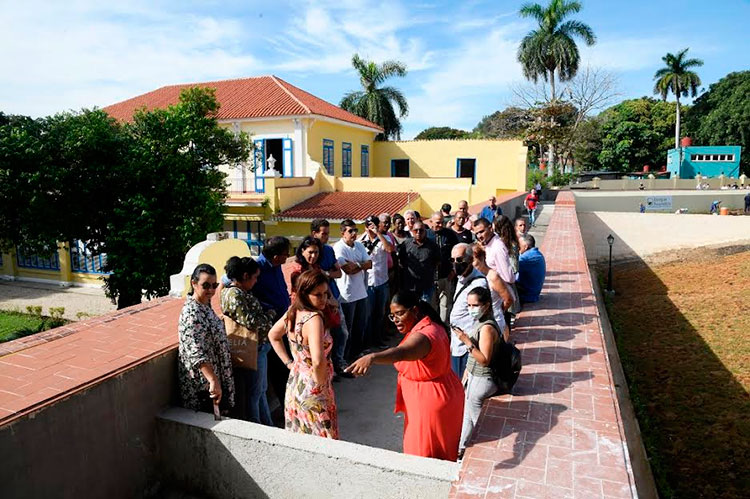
[468, 307, 482, 319]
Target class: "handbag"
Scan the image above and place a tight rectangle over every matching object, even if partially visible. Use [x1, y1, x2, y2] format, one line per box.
[323, 302, 342, 328]
[223, 316, 258, 370]
[479, 323, 522, 395]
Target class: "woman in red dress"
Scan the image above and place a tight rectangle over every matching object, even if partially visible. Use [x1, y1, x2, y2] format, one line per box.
[346, 291, 464, 461]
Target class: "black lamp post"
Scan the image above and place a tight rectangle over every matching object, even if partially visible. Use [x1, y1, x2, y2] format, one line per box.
[606, 234, 614, 293]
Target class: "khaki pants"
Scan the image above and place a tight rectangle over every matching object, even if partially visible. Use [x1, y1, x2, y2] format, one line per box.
[432, 277, 455, 323]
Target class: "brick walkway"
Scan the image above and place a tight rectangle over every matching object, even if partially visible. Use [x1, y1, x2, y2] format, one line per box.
[0, 297, 181, 424]
[452, 191, 637, 498]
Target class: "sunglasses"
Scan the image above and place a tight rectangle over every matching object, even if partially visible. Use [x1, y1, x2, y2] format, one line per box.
[200, 282, 219, 290]
[449, 257, 467, 263]
[345, 229, 359, 234]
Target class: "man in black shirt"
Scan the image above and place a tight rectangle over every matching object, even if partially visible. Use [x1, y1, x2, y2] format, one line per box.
[427, 212, 459, 321]
[398, 221, 440, 302]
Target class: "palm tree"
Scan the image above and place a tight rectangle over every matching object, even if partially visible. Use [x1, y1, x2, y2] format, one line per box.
[340, 54, 408, 140]
[653, 48, 703, 149]
[517, 0, 595, 174]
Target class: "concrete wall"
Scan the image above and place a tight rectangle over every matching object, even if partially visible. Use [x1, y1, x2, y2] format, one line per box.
[578, 211, 750, 263]
[158, 408, 458, 499]
[0, 351, 176, 499]
[372, 139, 527, 202]
[307, 120, 377, 178]
[573, 190, 750, 214]
[575, 175, 747, 191]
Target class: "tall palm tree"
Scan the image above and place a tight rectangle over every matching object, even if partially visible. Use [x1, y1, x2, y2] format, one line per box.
[653, 48, 703, 149]
[340, 54, 408, 140]
[517, 0, 595, 174]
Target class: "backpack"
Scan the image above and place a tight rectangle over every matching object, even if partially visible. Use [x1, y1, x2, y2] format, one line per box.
[491, 340, 522, 395]
[479, 324, 522, 394]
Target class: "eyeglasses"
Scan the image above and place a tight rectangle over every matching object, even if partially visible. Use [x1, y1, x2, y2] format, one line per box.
[449, 257, 467, 263]
[200, 282, 219, 290]
[345, 229, 358, 234]
[388, 309, 410, 322]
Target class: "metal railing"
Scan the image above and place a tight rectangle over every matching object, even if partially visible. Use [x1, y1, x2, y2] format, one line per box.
[70, 240, 109, 274]
[16, 247, 60, 271]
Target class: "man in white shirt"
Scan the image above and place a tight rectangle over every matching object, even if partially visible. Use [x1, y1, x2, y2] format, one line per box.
[359, 214, 394, 349]
[472, 216, 516, 328]
[334, 219, 372, 361]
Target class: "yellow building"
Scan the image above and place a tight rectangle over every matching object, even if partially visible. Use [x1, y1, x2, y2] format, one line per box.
[0, 76, 527, 284]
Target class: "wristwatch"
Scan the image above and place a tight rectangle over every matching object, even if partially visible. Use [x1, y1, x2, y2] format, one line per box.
[467, 344, 475, 353]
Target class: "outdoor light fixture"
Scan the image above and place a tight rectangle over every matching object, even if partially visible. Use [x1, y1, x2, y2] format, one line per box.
[606, 234, 615, 294]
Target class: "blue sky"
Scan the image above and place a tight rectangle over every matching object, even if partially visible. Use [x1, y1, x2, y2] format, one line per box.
[1, 0, 748, 139]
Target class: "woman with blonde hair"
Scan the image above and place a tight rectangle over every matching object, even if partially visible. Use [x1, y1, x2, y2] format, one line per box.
[269, 269, 338, 438]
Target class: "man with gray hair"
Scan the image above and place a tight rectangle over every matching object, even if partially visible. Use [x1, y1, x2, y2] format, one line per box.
[517, 234, 546, 304]
[448, 242, 488, 378]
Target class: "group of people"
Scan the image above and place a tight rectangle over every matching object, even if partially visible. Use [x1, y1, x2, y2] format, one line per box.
[176, 196, 547, 461]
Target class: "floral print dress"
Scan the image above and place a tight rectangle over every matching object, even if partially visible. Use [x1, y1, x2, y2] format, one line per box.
[285, 311, 338, 439]
[177, 295, 235, 411]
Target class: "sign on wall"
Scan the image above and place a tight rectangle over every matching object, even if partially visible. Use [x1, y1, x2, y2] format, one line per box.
[645, 195, 673, 211]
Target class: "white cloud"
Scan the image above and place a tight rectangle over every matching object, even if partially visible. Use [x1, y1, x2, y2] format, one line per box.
[0, 1, 261, 116]
[402, 23, 526, 134]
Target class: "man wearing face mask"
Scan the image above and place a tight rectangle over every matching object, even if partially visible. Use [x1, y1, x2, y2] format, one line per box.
[448, 243, 488, 378]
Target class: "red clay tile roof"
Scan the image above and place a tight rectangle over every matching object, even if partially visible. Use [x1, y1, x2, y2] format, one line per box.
[278, 191, 417, 222]
[103, 75, 383, 131]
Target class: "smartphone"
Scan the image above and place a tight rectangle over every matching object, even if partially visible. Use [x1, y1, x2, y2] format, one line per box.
[450, 323, 463, 333]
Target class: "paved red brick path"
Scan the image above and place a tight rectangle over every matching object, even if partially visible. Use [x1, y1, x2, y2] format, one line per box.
[0, 297, 182, 425]
[452, 191, 637, 498]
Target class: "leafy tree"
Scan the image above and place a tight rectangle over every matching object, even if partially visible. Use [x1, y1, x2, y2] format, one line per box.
[571, 115, 603, 171]
[597, 97, 678, 171]
[340, 54, 408, 140]
[653, 48, 703, 149]
[517, 0, 596, 172]
[0, 88, 249, 309]
[415, 126, 470, 140]
[104, 87, 249, 308]
[686, 71, 750, 174]
[0, 113, 52, 253]
[474, 107, 534, 139]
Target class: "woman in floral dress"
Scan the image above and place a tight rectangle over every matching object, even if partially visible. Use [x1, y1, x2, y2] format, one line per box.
[269, 269, 338, 438]
[177, 263, 235, 413]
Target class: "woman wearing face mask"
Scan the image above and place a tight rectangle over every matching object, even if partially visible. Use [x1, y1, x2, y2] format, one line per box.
[452, 286, 502, 457]
[345, 291, 464, 461]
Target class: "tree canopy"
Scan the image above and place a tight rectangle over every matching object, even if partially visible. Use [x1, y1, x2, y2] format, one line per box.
[597, 97, 678, 172]
[340, 54, 408, 140]
[517, 0, 596, 100]
[474, 107, 534, 139]
[686, 70, 750, 173]
[414, 127, 470, 140]
[0, 87, 250, 308]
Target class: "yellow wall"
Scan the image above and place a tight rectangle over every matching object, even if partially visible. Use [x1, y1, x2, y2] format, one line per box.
[372, 139, 527, 205]
[307, 120, 377, 178]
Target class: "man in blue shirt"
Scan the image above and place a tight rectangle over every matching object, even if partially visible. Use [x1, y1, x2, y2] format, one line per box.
[479, 196, 503, 222]
[517, 234, 546, 304]
[253, 236, 290, 421]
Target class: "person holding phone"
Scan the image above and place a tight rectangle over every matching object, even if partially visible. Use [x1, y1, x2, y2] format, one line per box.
[178, 263, 235, 414]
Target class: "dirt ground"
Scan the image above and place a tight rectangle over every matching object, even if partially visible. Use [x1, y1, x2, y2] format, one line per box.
[606, 247, 750, 498]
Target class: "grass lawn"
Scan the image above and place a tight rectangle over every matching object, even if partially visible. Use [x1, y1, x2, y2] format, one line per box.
[0, 310, 64, 343]
[607, 248, 750, 498]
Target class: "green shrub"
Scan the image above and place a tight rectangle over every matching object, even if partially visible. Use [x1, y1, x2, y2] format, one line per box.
[526, 169, 548, 191]
[48, 307, 65, 319]
[26, 306, 42, 316]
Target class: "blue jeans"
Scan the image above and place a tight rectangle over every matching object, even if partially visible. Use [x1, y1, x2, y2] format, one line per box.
[341, 297, 367, 360]
[419, 285, 435, 304]
[246, 342, 273, 426]
[451, 353, 468, 379]
[528, 208, 537, 226]
[331, 302, 349, 369]
[366, 282, 390, 347]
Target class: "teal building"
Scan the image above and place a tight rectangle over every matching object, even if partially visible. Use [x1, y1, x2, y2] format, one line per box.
[666, 145, 742, 178]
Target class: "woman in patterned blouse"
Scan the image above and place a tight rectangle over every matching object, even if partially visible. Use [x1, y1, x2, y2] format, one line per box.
[177, 263, 235, 413]
[220, 256, 275, 425]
